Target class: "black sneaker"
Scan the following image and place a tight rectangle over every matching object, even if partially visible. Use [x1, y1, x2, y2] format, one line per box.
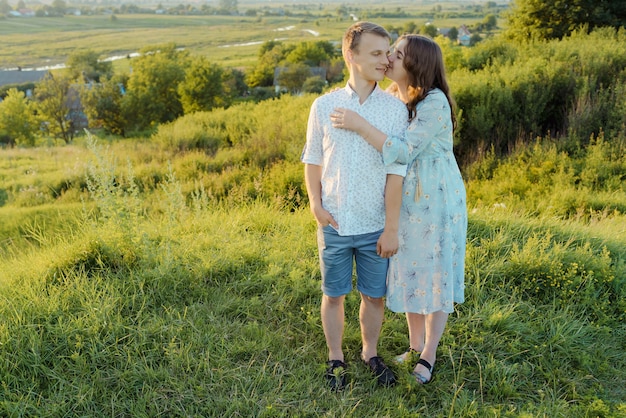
[325, 360, 347, 391]
[364, 356, 397, 387]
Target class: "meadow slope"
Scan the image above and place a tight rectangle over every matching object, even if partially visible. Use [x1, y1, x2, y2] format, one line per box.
[0, 132, 624, 416]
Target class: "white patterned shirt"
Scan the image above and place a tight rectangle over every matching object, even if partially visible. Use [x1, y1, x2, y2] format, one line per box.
[301, 83, 408, 236]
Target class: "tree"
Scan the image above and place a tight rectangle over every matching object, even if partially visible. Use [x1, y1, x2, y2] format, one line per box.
[325, 57, 346, 84]
[276, 63, 311, 94]
[122, 43, 187, 130]
[246, 41, 290, 88]
[178, 56, 229, 114]
[384, 24, 400, 37]
[0, 89, 39, 146]
[447, 26, 459, 42]
[505, 0, 626, 41]
[302, 76, 326, 94]
[80, 74, 127, 136]
[403, 21, 418, 35]
[0, 0, 11, 14]
[247, 39, 339, 89]
[258, 40, 282, 56]
[34, 74, 76, 143]
[436, 37, 464, 73]
[420, 23, 439, 38]
[51, 0, 66, 15]
[482, 14, 498, 31]
[469, 33, 483, 46]
[66, 49, 113, 83]
[218, 0, 237, 14]
[223, 68, 248, 98]
[286, 41, 336, 66]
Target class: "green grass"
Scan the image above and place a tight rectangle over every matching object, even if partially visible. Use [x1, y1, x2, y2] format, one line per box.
[1, 6, 624, 414]
[0, 128, 624, 416]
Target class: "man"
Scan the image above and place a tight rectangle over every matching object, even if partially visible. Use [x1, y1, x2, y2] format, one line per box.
[301, 21, 408, 390]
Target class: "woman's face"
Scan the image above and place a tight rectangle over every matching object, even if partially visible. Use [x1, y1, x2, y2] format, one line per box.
[385, 38, 409, 84]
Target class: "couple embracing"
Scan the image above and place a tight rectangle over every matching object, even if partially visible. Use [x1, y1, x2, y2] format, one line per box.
[301, 21, 467, 390]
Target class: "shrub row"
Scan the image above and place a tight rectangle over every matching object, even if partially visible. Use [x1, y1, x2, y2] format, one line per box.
[449, 27, 626, 162]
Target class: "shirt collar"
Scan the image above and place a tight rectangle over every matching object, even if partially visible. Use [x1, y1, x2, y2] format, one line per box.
[343, 82, 381, 100]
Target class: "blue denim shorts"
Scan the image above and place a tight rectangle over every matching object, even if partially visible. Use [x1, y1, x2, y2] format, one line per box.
[316, 225, 388, 298]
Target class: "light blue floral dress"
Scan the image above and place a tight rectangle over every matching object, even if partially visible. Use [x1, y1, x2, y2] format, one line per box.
[382, 89, 467, 314]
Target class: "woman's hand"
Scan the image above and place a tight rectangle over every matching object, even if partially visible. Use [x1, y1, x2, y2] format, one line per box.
[331, 107, 386, 151]
[331, 108, 365, 133]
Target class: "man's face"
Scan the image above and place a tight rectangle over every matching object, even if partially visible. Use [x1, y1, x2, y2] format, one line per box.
[348, 33, 390, 83]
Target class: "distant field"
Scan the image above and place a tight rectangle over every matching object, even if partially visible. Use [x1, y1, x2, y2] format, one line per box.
[1, 1, 490, 71]
[1, 15, 319, 69]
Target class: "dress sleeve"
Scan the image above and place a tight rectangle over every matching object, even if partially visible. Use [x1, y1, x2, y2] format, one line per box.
[380, 92, 450, 164]
[403, 92, 451, 157]
[381, 135, 410, 165]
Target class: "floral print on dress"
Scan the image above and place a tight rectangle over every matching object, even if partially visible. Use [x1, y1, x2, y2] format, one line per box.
[382, 89, 468, 314]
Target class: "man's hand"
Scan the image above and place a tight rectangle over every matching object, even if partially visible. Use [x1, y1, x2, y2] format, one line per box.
[305, 164, 338, 229]
[311, 205, 339, 229]
[377, 229, 398, 258]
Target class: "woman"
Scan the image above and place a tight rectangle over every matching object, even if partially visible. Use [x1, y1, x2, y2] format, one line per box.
[330, 34, 467, 385]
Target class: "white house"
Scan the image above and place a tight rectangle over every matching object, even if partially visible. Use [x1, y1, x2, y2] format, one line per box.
[458, 25, 471, 46]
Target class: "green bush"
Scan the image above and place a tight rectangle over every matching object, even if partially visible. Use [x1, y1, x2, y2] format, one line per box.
[466, 135, 626, 222]
[578, 134, 626, 192]
[151, 112, 227, 154]
[567, 82, 626, 145]
[463, 37, 518, 71]
[500, 232, 623, 324]
[451, 27, 626, 165]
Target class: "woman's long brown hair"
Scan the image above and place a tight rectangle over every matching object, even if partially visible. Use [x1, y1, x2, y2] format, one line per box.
[390, 35, 456, 129]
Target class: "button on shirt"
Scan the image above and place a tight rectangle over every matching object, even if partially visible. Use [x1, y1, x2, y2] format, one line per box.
[301, 83, 408, 236]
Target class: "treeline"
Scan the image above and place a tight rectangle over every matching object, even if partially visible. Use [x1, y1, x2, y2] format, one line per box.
[360, 1, 503, 20]
[2, 15, 626, 168]
[128, 29, 626, 167]
[0, 39, 341, 144]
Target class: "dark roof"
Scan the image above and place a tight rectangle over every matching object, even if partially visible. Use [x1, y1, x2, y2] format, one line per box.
[0, 70, 49, 87]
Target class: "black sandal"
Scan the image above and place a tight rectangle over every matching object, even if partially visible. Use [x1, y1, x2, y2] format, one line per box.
[412, 358, 435, 384]
[325, 360, 347, 391]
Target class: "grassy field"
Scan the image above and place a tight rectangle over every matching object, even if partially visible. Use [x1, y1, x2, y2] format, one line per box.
[0, 122, 624, 415]
[1, 1, 492, 70]
[3, 3, 625, 415]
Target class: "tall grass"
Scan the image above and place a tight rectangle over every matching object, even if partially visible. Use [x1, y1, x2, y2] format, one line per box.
[0, 128, 625, 416]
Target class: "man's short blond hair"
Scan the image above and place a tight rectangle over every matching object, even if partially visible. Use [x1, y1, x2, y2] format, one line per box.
[342, 21, 390, 61]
